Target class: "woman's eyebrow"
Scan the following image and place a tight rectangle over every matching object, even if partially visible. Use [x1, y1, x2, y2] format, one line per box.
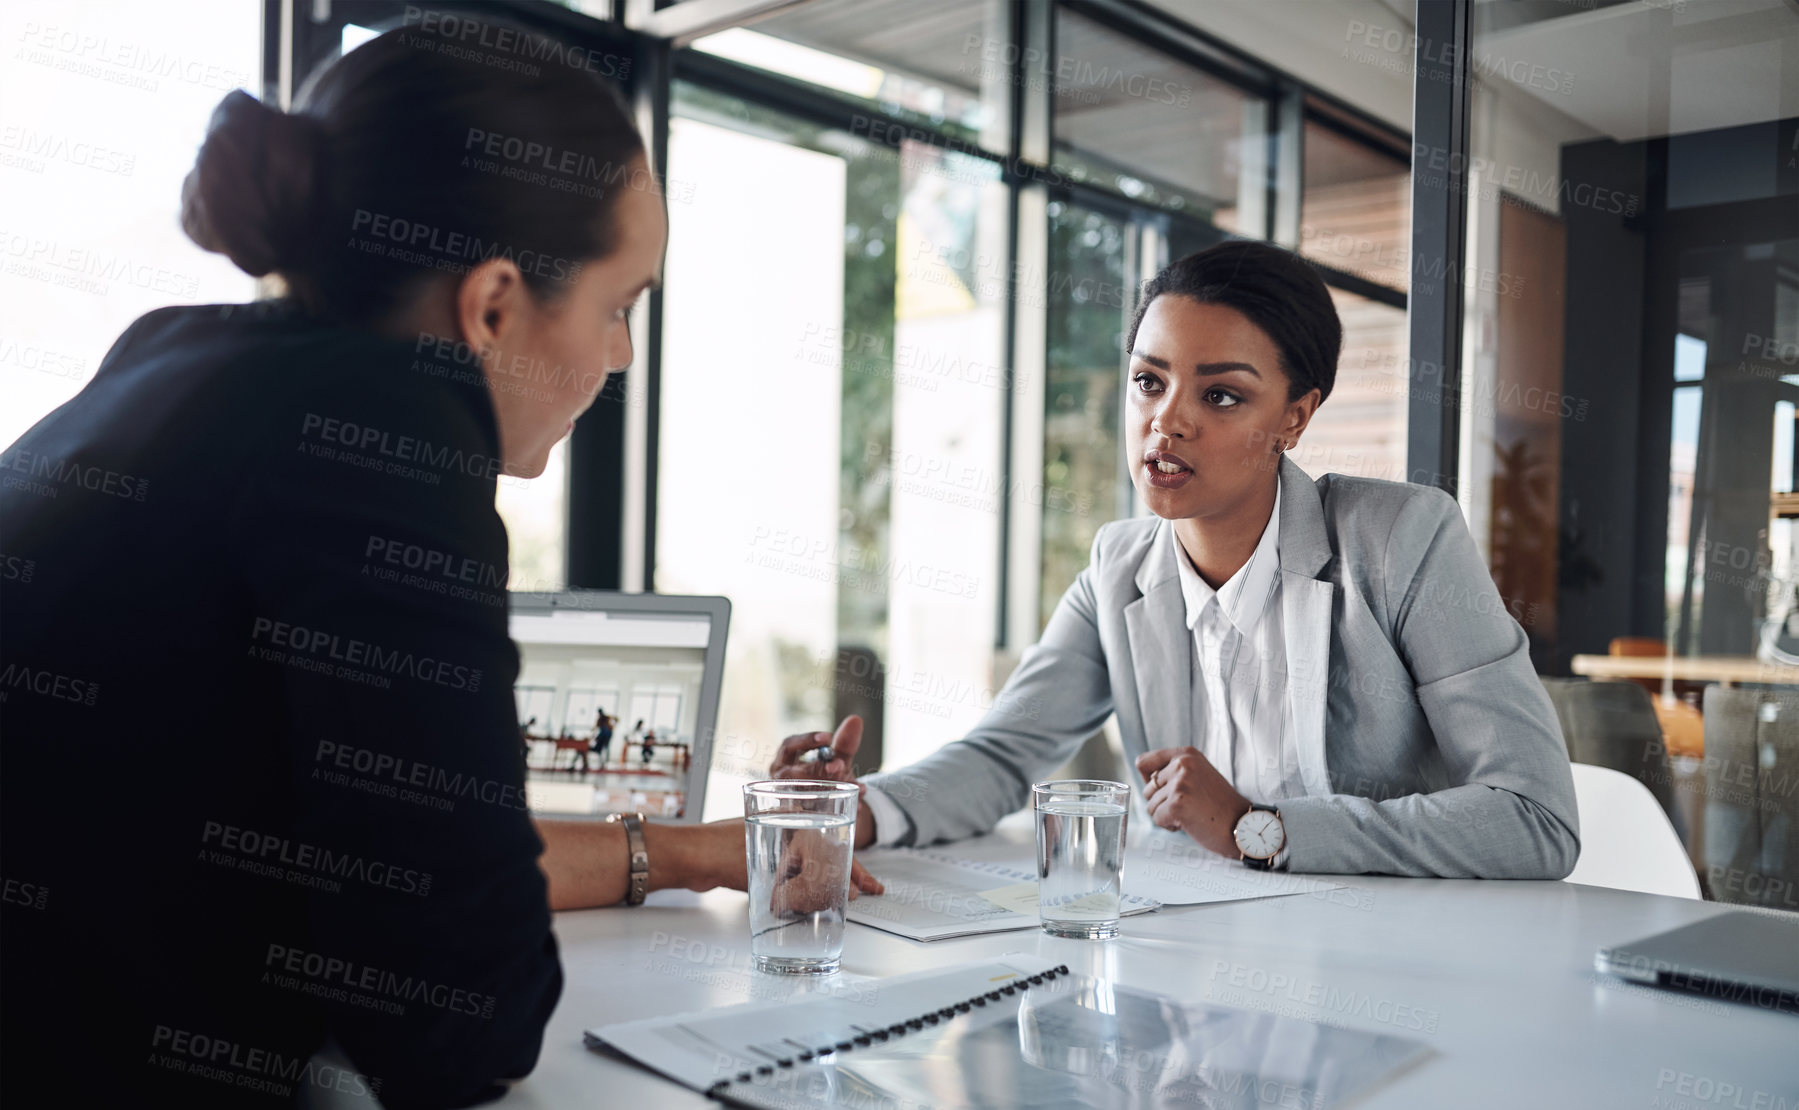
[1128, 351, 1261, 379]
[1194, 360, 1261, 378]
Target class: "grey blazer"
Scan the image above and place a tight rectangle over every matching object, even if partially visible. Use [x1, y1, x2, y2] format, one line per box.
[863, 457, 1580, 879]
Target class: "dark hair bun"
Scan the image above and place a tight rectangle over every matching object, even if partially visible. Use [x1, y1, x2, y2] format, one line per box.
[176, 25, 642, 324]
[180, 90, 323, 278]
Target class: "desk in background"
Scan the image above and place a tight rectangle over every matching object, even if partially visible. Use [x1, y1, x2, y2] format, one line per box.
[1566, 653, 1799, 759]
[1570, 654, 1799, 687]
[1565, 655, 1799, 874]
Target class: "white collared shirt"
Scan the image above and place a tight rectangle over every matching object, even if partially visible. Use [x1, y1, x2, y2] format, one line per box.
[863, 491, 1304, 849]
[1171, 485, 1302, 806]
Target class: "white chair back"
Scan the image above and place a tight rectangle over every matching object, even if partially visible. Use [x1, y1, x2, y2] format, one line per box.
[1564, 762, 1700, 898]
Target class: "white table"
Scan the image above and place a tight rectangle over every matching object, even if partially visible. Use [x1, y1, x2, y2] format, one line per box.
[310, 819, 1794, 1108]
[483, 820, 1796, 1109]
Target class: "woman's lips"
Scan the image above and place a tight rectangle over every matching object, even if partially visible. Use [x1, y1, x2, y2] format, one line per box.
[1143, 459, 1194, 489]
[1143, 448, 1194, 489]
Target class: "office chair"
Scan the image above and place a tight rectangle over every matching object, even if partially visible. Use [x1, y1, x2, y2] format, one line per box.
[1538, 677, 1678, 819]
[1564, 763, 1700, 898]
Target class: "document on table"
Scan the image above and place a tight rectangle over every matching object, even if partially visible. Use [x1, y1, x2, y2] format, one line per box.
[1126, 830, 1349, 907]
[693, 962, 1434, 1110]
[585, 954, 1063, 1092]
[844, 847, 1159, 941]
[846, 836, 1347, 942]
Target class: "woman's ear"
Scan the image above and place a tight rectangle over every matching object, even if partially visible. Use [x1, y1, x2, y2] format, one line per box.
[1283, 387, 1323, 445]
[454, 257, 527, 364]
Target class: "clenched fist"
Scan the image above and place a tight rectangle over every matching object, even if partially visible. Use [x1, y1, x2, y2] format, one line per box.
[1135, 746, 1252, 859]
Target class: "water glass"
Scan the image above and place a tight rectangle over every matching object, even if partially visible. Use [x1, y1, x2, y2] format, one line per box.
[1033, 779, 1129, 939]
[743, 780, 860, 974]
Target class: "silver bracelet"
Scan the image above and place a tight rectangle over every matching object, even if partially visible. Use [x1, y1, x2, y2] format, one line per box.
[606, 812, 649, 905]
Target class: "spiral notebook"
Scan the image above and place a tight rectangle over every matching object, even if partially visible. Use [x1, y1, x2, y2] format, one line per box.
[585, 955, 1064, 1092]
[586, 954, 1433, 1109]
[844, 847, 1161, 941]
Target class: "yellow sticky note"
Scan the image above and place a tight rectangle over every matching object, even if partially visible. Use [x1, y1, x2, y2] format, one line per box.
[974, 881, 1041, 915]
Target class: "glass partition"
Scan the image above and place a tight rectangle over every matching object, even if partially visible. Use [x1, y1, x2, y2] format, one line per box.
[1462, 0, 1799, 906]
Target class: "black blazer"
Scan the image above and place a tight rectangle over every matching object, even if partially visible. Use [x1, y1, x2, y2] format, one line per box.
[0, 301, 559, 1108]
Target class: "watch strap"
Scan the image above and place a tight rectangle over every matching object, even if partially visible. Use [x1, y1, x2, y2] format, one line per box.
[609, 812, 649, 905]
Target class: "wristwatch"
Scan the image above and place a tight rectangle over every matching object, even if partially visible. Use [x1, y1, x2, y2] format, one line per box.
[607, 812, 649, 905]
[1233, 804, 1285, 871]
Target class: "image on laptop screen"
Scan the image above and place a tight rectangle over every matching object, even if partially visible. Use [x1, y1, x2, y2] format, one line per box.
[509, 592, 728, 822]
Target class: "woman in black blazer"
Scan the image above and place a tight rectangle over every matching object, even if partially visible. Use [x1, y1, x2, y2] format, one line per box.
[0, 25, 867, 1108]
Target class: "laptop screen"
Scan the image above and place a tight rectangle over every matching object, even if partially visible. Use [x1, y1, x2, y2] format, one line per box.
[510, 596, 726, 822]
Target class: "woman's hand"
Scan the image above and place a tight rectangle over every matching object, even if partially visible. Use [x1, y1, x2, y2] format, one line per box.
[768, 715, 881, 851]
[1135, 747, 1252, 859]
[667, 817, 883, 903]
[768, 715, 865, 790]
[768, 827, 885, 917]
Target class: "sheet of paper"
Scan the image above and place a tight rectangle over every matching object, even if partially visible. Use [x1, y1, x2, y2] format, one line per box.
[1125, 832, 1347, 906]
[845, 849, 1157, 941]
[976, 880, 1141, 919]
[845, 838, 1342, 940]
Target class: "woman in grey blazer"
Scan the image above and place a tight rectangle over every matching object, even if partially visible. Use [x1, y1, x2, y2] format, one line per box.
[774, 242, 1579, 880]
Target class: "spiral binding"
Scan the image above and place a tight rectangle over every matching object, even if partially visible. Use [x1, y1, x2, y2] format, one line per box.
[704, 963, 1073, 1096]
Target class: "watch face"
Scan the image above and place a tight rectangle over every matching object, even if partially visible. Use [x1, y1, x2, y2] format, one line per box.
[1234, 808, 1284, 859]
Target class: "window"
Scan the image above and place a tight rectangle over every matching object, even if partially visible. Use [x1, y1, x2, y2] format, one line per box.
[497, 441, 568, 591]
[1, 0, 260, 450]
[1288, 288, 1410, 483]
[656, 80, 1006, 780]
[514, 686, 557, 730]
[1299, 118, 1411, 292]
[626, 685, 684, 735]
[1040, 199, 1129, 628]
[689, 0, 1006, 148]
[1051, 9, 1264, 225]
[2, 6, 566, 593]
[563, 686, 622, 737]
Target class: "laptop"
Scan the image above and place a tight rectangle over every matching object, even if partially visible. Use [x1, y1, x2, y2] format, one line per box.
[1595, 911, 1799, 1014]
[509, 590, 730, 824]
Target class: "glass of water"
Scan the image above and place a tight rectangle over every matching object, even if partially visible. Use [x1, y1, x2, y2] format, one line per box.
[743, 780, 860, 974]
[1033, 779, 1129, 939]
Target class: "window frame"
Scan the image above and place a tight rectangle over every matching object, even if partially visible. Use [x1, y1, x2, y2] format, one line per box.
[275, 0, 1445, 639]
[659, 0, 1419, 644]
